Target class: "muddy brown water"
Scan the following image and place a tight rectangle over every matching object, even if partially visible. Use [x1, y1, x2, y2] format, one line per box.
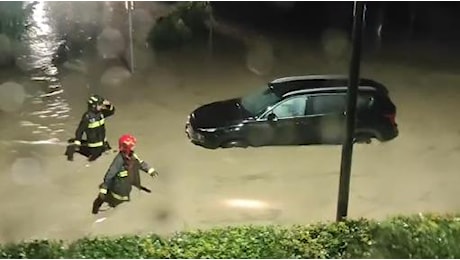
[2, 60, 460, 242]
[0, 1, 460, 243]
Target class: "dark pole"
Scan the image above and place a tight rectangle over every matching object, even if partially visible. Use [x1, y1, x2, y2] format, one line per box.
[208, 2, 214, 59]
[336, 1, 366, 222]
[127, 1, 134, 73]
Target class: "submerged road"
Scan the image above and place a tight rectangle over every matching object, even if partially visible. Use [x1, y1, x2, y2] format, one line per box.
[0, 1, 459, 242]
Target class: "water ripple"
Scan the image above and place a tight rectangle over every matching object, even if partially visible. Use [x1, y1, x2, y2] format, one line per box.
[19, 1, 72, 140]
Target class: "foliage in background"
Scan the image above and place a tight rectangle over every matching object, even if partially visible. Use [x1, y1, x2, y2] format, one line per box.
[147, 1, 212, 51]
[1, 214, 460, 259]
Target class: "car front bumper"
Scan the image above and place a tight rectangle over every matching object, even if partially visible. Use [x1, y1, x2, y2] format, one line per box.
[185, 122, 204, 143]
[185, 122, 221, 149]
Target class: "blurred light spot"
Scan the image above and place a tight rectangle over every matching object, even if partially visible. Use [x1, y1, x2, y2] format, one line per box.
[321, 29, 350, 61]
[100, 66, 131, 86]
[10, 157, 46, 186]
[14, 44, 29, 72]
[0, 82, 26, 112]
[97, 27, 125, 59]
[0, 34, 12, 67]
[224, 199, 269, 209]
[132, 8, 154, 43]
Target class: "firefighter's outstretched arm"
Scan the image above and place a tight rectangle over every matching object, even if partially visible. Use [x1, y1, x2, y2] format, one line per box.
[99, 154, 124, 195]
[101, 100, 115, 118]
[133, 153, 159, 177]
[74, 114, 89, 145]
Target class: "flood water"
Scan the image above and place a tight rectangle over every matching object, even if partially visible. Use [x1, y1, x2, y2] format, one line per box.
[1, 1, 69, 141]
[0, 1, 460, 242]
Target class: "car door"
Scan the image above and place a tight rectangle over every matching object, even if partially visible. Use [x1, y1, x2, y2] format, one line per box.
[248, 95, 308, 146]
[305, 93, 347, 144]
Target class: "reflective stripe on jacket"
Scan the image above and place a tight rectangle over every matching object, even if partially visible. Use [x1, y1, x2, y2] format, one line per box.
[99, 152, 155, 200]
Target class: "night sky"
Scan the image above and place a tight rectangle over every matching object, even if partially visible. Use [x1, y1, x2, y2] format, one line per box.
[211, 1, 460, 44]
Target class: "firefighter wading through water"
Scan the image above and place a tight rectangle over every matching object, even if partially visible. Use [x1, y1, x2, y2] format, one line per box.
[65, 94, 115, 161]
[92, 134, 159, 214]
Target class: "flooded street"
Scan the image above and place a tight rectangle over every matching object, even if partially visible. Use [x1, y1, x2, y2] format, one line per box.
[0, 2, 460, 242]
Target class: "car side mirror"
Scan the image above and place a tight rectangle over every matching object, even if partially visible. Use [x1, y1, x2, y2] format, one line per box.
[267, 113, 278, 122]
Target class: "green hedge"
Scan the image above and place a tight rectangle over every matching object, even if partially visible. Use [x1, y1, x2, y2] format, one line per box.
[1, 214, 460, 258]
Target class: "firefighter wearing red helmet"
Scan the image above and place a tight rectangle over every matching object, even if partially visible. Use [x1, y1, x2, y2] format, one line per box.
[65, 94, 115, 162]
[92, 134, 159, 214]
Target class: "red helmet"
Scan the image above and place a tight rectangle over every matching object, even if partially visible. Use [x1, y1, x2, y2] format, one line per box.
[118, 134, 137, 155]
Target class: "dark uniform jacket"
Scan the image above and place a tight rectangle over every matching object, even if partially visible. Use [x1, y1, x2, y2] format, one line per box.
[100, 152, 154, 201]
[75, 104, 115, 147]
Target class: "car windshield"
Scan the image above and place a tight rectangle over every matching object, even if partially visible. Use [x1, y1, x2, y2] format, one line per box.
[240, 86, 281, 116]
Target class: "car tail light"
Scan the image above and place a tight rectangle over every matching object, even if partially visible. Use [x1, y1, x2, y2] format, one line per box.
[384, 113, 397, 126]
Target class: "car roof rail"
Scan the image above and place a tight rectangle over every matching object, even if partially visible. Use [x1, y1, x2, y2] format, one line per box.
[282, 85, 382, 98]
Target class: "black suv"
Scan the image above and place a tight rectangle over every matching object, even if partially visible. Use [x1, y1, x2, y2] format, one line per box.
[185, 75, 398, 149]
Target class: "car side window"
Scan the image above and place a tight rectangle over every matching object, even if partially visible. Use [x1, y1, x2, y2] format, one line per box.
[307, 94, 347, 115]
[271, 96, 307, 118]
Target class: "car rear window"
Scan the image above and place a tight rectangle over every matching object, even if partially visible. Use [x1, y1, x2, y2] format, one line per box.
[306, 92, 375, 116]
[308, 94, 347, 115]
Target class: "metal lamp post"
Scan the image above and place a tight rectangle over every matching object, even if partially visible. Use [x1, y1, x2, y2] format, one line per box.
[126, 1, 135, 73]
[336, 1, 366, 222]
[207, 1, 214, 60]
